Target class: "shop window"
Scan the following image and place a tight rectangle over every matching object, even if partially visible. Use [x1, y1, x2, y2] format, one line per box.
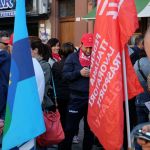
[59, 0, 75, 18]
[0, 0, 37, 13]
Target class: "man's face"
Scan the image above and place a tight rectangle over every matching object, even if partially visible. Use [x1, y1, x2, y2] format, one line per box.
[81, 44, 92, 56]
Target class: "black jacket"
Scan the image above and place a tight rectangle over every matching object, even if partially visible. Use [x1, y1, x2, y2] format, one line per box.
[63, 51, 89, 109]
[52, 58, 70, 101]
[130, 45, 141, 65]
[0, 50, 10, 119]
[63, 51, 89, 93]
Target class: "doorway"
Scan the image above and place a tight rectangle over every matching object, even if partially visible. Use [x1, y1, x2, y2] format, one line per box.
[59, 0, 75, 44]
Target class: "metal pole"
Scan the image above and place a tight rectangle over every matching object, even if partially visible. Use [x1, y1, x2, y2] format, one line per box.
[122, 50, 131, 149]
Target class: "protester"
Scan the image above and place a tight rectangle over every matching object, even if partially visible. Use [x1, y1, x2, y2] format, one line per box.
[52, 42, 74, 129]
[0, 37, 11, 121]
[137, 125, 150, 150]
[136, 26, 150, 150]
[0, 37, 11, 148]
[134, 49, 150, 124]
[47, 38, 61, 67]
[60, 33, 94, 150]
[31, 39, 54, 111]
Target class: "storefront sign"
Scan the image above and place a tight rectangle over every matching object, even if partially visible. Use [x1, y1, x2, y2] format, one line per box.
[0, 0, 14, 9]
[0, 10, 15, 18]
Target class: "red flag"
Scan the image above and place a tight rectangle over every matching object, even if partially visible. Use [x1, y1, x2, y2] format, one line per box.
[88, 0, 143, 149]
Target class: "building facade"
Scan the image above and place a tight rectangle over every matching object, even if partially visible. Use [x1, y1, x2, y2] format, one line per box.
[0, 0, 51, 42]
[0, 0, 96, 46]
[50, 0, 96, 46]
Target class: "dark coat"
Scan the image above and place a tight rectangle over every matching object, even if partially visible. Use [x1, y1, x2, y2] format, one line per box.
[63, 51, 89, 93]
[130, 45, 141, 65]
[63, 51, 89, 109]
[52, 58, 70, 101]
[0, 50, 10, 119]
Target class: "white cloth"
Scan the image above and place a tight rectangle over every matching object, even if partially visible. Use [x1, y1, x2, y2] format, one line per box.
[48, 58, 55, 67]
[32, 58, 45, 103]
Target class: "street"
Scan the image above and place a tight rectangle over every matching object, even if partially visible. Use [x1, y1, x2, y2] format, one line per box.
[49, 119, 104, 150]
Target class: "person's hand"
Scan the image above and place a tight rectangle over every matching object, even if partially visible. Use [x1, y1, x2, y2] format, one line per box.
[80, 67, 90, 77]
[137, 138, 150, 150]
[0, 119, 4, 135]
[137, 125, 150, 150]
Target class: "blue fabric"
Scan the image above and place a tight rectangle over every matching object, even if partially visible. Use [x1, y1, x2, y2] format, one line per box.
[2, 0, 45, 149]
[13, 0, 27, 42]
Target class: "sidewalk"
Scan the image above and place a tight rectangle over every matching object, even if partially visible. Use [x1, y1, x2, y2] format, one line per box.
[49, 119, 104, 150]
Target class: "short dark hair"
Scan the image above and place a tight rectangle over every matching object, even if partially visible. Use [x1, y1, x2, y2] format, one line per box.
[47, 38, 60, 48]
[31, 40, 50, 61]
[59, 42, 75, 58]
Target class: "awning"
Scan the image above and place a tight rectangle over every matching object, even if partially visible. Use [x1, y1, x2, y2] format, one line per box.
[137, 0, 150, 17]
[82, 0, 150, 20]
[82, 7, 96, 20]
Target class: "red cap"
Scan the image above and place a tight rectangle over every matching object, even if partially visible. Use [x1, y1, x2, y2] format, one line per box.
[81, 33, 93, 47]
[9, 33, 14, 45]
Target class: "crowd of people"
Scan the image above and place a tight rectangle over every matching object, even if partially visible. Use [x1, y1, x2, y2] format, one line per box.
[0, 26, 150, 150]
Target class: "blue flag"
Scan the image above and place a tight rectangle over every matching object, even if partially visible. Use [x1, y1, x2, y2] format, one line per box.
[2, 0, 45, 149]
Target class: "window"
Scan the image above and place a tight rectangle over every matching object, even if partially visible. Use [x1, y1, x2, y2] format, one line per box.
[59, 0, 75, 18]
[0, 0, 36, 12]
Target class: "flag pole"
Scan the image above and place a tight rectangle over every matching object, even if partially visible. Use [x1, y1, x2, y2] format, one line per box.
[122, 50, 131, 149]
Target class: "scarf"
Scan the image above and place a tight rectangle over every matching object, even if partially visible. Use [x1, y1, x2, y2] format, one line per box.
[79, 49, 91, 67]
[52, 52, 61, 61]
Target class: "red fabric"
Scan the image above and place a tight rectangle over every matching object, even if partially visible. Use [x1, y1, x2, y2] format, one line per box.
[81, 33, 93, 47]
[52, 53, 61, 61]
[9, 33, 14, 45]
[36, 110, 65, 147]
[79, 49, 91, 67]
[125, 45, 143, 99]
[88, 1, 143, 149]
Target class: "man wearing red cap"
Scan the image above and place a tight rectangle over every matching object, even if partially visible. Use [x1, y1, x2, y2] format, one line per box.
[61, 33, 94, 150]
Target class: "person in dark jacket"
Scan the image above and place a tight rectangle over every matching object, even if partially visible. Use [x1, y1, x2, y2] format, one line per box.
[61, 33, 94, 150]
[0, 38, 11, 147]
[52, 42, 74, 130]
[0, 38, 10, 120]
